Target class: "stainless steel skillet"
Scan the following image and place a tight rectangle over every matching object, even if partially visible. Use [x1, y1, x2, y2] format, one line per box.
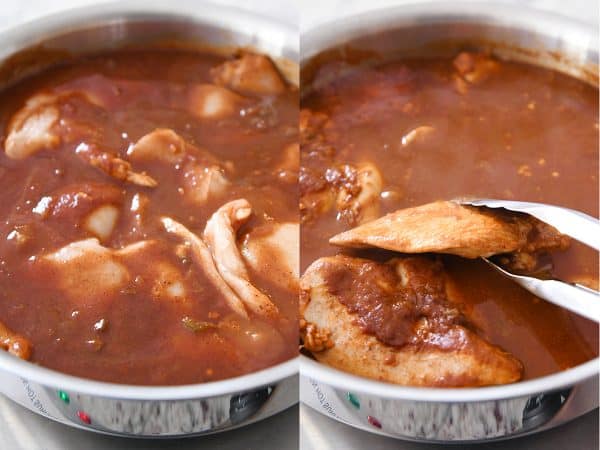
[300, 2, 599, 442]
[459, 198, 600, 323]
[0, 0, 299, 437]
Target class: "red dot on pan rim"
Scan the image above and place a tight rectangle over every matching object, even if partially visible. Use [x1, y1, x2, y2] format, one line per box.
[77, 410, 91, 425]
[367, 415, 382, 429]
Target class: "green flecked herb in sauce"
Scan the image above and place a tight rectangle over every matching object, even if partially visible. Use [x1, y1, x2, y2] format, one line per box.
[181, 316, 218, 333]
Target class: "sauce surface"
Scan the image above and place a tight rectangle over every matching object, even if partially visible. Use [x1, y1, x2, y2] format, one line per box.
[301, 53, 599, 380]
[322, 255, 466, 348]
[0, 50, 298, 385]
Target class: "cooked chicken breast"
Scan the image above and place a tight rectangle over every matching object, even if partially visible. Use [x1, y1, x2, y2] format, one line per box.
[335, 162, 383, 225]
[161, 199, 280, 319]
[210, 53, 286, 96]
[299, 109, 384, 225]
[240, 222, 299, 291]
[0, 320, 32, 360]
[188, 84, 244, 119]
[40, 238, 192, 305]
[127, 128, 230, 204]
[4, 93, 61, 160]
[161, 216, 249, 319]
[276, 142, 299, 184]
[41, 238, 132, 302]
[300, 255, 523, 387]
[84, 205, 120, 241]
[204, 199, 279, 318]
[75, 143, 157, 187]
[330, 200, 569, 259]
[4, 90, 105, 160]
[182, 164, 229, 205]
[126, 128, 188, 164]
[453, 51, 500, 84]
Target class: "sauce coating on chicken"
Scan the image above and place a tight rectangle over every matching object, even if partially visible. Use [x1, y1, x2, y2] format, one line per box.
[0, 50, 299, 385]
[301, 51, 598, 382]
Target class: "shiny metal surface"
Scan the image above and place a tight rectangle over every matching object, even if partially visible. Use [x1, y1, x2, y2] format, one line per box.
[0, 396, 298, 450]
[482, 258, 600, 322]
[461, 198, 600, 322]
[301, 2, 598, 88]
[300, 2, 599, 442]
[0, 0, 298, 86]
[301, 356, 598, 442]
[0, 0, 298, 438]
[300, 403, 598, 450]
[461, 198, 600, 250]
[0, 357, 297, 437]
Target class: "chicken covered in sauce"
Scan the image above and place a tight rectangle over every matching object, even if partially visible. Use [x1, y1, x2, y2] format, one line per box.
[0, 50, 298, 385]
[300, 51, 598, 387]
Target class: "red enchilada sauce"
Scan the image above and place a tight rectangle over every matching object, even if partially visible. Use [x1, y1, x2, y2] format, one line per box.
[322, 255, 467, 348]
[0, 50, 298, 385]
[301, 52, 598, 380]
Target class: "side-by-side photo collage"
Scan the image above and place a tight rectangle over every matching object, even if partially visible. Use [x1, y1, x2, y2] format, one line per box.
[0, 1, 597, 449]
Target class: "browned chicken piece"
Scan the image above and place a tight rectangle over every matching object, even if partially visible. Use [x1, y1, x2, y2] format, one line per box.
[240, 222, 299, 291]
[4, 91, 105, 160]
[496, 252, 539, 273]
[300, 162, 383, 226]
[127, 128, 230, 204]
[161, 217, 249, 319]
[83, 205, 120, 241]
[276, 142, 299, 184]
[39, 238, 190, 305]
[30, 182, 122, 219]
[204, 199, 279, 318]
[40, 238, 134, 303]
[300, 255, 523, 387]
[335, 162, 382, 224]
[29, 183, 123, 241]
[187, 84, 244, 119]
[453, 52, 500, 84]
[299, 109, 336, 223]
[162, 200, 281, 319]
[0, 320, 32, 360]
[211, 53, 286, 96]
[4, 93, 61, 160]
[126, 128, 187, 164]
[182, 165, 230, 205]
[4, 90, 158, 191]
[75, 142, 157, 187]
[300, 109, 382, 225]
[330, 200, 569, 259]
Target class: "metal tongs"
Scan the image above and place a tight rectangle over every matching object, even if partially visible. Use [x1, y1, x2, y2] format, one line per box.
[459, 199, 600, 322]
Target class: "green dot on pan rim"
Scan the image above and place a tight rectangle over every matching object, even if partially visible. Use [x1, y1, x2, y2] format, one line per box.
[346, 392, 360, 409]
[58, 390, 70, 404]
